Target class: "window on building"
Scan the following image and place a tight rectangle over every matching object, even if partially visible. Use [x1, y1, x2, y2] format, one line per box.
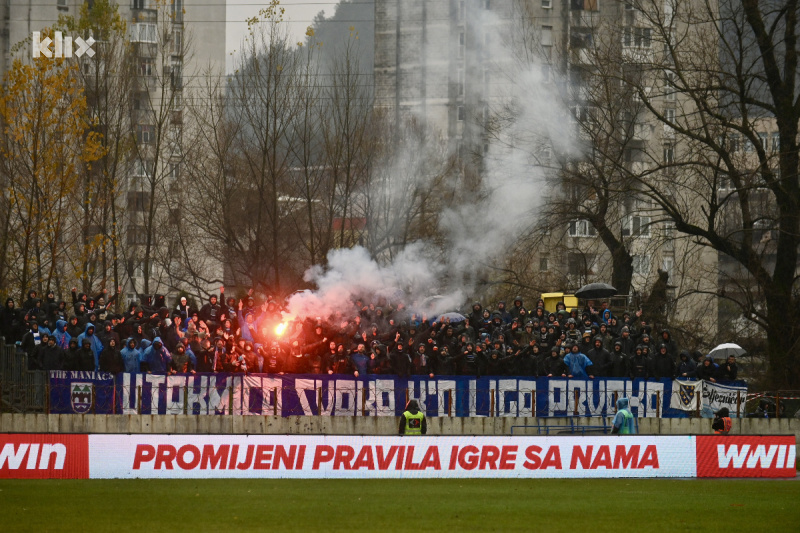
[172, 0, 183, 22]
[663, 143, 674, 164]
[457, 106, 466, 121]
[458, 68, 464, 96]
[131, 23, 157, 44]
[568, 253, 595, 278]
[664, 71, 676, 101]
[171, 29, 182, 56]
[632, 254, 651, 276]
[542, 0, 552, 7]
[571, 0, 599, 10]
[729, 133, 740, 153]
[139, 58, 154, 77]
[126, 226, 148, 246]
[662, 256, 674, 279]
[459, 32, 465, 58]
[458, 1, 465, 21]
[137, 124, 154, 144]
[623, 27, 651, 48]
[127, 192, 150, 212]
[132, 159, 154, 178]
[622, 215, 651, 237]
[57, 0, 68, 10]
[539, 256, 549, 272]
[542, 25, 553, 48]
[757, 132, 768, 150]
[771, 132, 780, 152]
[569, 219, 597, 237]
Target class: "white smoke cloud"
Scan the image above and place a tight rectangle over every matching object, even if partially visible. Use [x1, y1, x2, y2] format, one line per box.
[285, 4, 573, 324]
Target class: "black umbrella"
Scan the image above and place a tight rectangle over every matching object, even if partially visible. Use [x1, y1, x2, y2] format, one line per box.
[574, 282, 618, 299]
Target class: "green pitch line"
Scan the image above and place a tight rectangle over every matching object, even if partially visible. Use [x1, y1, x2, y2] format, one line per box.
[0, 478, 798, 532]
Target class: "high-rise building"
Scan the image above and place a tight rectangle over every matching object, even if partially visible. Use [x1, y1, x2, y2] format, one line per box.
[1, 0, 226, 303]
[374, 0, 720, 337]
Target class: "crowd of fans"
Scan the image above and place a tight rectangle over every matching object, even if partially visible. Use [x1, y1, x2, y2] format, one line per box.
[0, 288, 740, 382]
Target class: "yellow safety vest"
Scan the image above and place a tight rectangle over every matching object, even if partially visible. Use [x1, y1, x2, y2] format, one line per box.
[403, 410, 424, 435]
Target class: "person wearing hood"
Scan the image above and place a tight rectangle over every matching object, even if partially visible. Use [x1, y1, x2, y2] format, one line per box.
[169, 343, 195, 374]
[144, 337, 171, 373]
[628, 345, 650, 380]
[712, 407, 732, 435]
[39, 335, 64, 371]
[22, 290, 39, 311]
[563, 342, 594, 379]
[659, 329, 679, 359]
[73, 338, 97, 372]
[496, 301, 511, 324]
[677, 350, 696, 378]
[509, 296, 524, 322]
[99, 338, 124, 374]
[650, 343, 677, 380]
[0, 298, 23, 343]
[96, 321, 120, 350]
[399, 399, 427, 435]
[121, 338, 142, 373]
[609, 341, 628, 378]
[21, 321, 46, 357]
[77, 323, 104, 371]
[612, 397, 636, 434]
[696, 357, 718, 382]
[52, 319, 71, 350]
[587, 336, 612, 377]
[199, 291, 223, 329]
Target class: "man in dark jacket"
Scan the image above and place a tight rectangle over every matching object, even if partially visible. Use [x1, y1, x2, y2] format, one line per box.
[587, 337, 612, 377]
[0, 298, 23, 343]
[541, 347, 567, 377]
[650, 344, 676, 380]
[696, 357, 718, 382]
[39, 335, 64, 372]
[628, 346, 650, 380]
[719, 356, 738, 381]
[677, 350, 696, 378]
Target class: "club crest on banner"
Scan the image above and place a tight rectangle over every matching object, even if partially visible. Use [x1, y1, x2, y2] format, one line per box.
[70, 382, 93, 413]
[679, 382, 697, 407]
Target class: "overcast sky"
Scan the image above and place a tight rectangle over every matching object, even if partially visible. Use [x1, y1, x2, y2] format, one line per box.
[226, 0, 342, 72]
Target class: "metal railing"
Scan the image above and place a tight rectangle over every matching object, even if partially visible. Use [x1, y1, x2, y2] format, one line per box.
[0, 338, 48, 413]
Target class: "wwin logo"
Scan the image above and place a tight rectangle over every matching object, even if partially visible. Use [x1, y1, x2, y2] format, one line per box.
[32, 31, 95, 59]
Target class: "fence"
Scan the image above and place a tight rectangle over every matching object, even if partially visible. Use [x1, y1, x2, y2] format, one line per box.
[746, 391, 800, 419]
[0, 338, 47, 413]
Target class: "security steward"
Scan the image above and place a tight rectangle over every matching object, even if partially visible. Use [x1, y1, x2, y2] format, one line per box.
[399, 399, 427, 436]
[712, 407, 732, 435]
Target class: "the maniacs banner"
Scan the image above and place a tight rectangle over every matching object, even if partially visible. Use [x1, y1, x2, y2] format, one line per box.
[673, 380, 747, 417]
[1, 434, 794, 479]
[49, 372, 746, 418]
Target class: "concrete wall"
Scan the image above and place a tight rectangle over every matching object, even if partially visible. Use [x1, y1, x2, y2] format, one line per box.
[1, 414, 798, 442]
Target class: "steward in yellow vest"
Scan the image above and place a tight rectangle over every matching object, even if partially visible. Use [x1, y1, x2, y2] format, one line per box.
[399, 399, 427, 435]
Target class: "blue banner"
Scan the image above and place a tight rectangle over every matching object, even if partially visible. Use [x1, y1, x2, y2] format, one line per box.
[48, 372, 747, 418]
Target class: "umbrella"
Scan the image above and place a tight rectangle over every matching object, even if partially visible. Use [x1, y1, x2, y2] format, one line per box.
[708, 343, 746, 359]
[436, 312, 466, 324]
[574, 282, 618, 299]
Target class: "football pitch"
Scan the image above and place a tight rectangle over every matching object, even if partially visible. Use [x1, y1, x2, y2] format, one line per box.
[0, 478, 798, 532]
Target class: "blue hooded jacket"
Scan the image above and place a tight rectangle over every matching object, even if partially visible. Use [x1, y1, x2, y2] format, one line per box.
[138, 339, 152, 364]
[77, 323, 104, 371]
[120, 338, 142, 373]
[563, 349, 594, 379]
[613, 397, 636, 434]
[144, 337, 170, 373]
[53, 319, 71, 350]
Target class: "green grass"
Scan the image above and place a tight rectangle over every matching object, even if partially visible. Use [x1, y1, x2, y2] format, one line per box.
[0, 478, 798, 532]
